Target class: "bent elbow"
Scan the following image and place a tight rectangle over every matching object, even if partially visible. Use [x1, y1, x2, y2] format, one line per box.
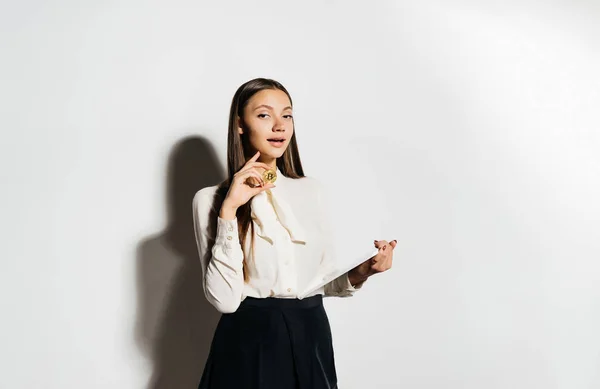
[204, 289, 242, 313]
[211, 298, 241, 314]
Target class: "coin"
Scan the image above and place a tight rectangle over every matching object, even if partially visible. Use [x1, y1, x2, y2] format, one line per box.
[262, 168, 277, 184]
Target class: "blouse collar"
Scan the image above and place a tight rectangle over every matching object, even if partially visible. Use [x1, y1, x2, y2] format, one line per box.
[250, 166, 307, 245]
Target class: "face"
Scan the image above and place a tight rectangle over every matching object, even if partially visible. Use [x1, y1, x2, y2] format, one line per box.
[238, 88, 294, 165]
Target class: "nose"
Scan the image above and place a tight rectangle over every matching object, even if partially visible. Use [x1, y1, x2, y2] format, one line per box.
[273, 117, 285, 132]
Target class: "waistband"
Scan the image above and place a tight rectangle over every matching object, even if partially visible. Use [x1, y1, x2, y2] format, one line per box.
[240, 294, 323, 309]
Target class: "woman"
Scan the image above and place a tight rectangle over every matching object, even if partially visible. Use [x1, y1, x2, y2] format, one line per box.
[192, 77, 396, 389]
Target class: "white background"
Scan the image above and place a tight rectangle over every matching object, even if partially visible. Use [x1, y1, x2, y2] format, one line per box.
[1, 1, 599, 388]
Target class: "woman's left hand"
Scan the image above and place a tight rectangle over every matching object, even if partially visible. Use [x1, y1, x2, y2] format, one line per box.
[348, 239, 397, 285]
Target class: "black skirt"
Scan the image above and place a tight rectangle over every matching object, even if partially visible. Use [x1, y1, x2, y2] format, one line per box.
[198, 294, 338, 389]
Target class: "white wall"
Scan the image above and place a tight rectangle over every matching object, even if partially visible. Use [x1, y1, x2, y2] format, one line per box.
[1, 1, 599, 388]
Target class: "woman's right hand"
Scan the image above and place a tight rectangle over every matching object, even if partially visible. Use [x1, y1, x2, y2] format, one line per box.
[221, 151, 276, 215]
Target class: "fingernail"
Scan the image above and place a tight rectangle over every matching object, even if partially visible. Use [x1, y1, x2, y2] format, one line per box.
[383, 245, 387, 250]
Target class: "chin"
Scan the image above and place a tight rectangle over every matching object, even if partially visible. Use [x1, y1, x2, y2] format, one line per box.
[265, 151, 285, 160]
[261, 147, 287, 159]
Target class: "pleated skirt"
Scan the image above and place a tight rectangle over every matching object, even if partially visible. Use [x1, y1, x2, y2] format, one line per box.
[198, 294, 338, 389]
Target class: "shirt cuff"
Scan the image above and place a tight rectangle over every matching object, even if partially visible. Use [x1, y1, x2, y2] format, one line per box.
[345, 271, 366, 292]
[215, 216, 241, 251]
[327, 272, 366, 298]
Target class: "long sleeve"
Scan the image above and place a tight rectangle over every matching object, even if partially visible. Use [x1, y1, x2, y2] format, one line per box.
[325, 272, 363, 297]
[314, 179, 366, 298]
[192, 189, 245, 313]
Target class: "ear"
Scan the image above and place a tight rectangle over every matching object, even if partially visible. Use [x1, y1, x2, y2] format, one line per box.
[236, 116, 244, 135]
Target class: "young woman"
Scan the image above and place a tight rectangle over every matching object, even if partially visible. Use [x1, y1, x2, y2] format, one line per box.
[192, 77, 396, 389]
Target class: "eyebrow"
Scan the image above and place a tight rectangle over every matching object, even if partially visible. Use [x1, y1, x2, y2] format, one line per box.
[253, 104, 292, 111]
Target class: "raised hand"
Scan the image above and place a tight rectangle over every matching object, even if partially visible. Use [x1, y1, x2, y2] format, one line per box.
[220, 151, 275, 218]
[348, 239, 397, 285]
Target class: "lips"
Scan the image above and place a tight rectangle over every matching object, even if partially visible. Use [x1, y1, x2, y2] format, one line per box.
[267, 138, 286, 148]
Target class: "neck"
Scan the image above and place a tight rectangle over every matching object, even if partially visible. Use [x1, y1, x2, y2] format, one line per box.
[258, 157, 277, 170]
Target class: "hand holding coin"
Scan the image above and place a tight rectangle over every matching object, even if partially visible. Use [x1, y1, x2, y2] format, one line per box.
[262, 168, 277, 185]
[245, 167, 277, 188]
[222, 151, 276, 211]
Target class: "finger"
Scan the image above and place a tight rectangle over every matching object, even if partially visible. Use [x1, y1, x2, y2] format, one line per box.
[372, 258, 387, 272]
[238, 165, 273, 184]
[236, 168, 263, 182]
[238, 152, 262, 174]
[248, 150, 260, 163]
[372, 243, 389, 264]
[376, 251, 393, 271]
[374, 239, 388, 248]
[245, 177, 262, 188]
[240, 161, 272, 174]
[238, 170, 265, 187]
[380, 243, 392, 259]
[383, 250, 393, 268]
[389, 239, 398, 249]
[383, 247, 393, 256]
[237, 166, 264, 185]
[253, 182, 276, 194]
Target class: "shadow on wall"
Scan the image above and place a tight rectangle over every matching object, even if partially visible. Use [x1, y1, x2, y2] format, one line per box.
[135, 135, 225, 389]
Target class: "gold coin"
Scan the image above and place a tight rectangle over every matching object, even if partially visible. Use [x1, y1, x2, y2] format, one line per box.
[262, 168, 277, 184]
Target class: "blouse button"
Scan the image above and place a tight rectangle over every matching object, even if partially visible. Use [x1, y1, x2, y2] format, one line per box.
[227, 226, 233, 232]
[227, 236, 232, 240]
[287, 288, 291, 292]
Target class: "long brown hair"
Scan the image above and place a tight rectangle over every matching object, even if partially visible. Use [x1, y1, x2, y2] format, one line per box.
[214, 78, 305, 282]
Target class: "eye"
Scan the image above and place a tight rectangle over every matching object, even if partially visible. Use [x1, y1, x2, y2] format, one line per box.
[284, 115, 293, 119]
[258, 113, 269, 118]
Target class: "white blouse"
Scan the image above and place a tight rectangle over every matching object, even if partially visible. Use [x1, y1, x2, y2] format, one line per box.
[192, 166, 364, 313]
